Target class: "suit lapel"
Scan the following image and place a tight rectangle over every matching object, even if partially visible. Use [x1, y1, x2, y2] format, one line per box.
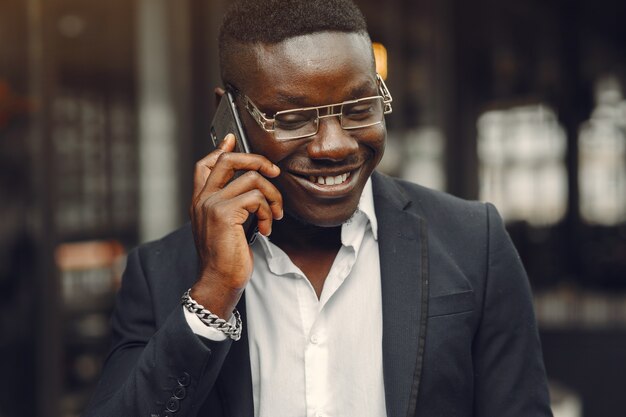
[216, 295, 254, 417]
[372, 172, 430, 417]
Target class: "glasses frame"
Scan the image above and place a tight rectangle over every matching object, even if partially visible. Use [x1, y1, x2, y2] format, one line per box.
[231, 73, 393, 141]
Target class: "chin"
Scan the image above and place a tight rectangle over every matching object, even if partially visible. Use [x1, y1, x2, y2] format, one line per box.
[286, 205, 358, 228]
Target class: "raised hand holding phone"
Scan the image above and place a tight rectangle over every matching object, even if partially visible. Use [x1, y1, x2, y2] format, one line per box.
[189, 94, 283, 319]
[210, 89, 257, 243]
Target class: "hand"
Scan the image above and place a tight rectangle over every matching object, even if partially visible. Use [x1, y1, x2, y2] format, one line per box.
[189, 134, 283, 318]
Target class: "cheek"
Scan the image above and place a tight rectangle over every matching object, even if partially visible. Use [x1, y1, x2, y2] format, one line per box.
[358, 125, 386, 163]
[243, 120, 306, 164]
[247, 131, 291, 163]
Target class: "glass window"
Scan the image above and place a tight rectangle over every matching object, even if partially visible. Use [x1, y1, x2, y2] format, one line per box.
[578, 75, 626, 226]
[477, 104, 568, 226]
[401, 127, 446, 191]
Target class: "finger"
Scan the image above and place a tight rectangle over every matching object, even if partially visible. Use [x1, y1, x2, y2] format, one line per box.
[202, 151, 280, 193]
[218, 133, 236, 151]
[208, 171, 283, 219]
[215, 189, 275, 236]
[240, 190, 275, 237]
[193, 134, 237, 198]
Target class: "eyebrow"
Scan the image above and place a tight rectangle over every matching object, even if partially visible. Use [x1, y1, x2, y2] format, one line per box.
[268, 79, 378, 111]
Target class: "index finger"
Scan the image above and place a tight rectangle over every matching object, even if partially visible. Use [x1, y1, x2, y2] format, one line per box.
[193, 134, 237, 198]
[201, 152, 280, 194]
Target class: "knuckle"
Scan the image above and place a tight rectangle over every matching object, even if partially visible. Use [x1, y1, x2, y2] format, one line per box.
[196, 153, 217, 169]
[268, 188, 283, 206]
[193, 162, 204, 177]
[211, 202, 230, 219]
[273, 188, 284, 203]
[216, 151, 233, 165]
[249, 189, 264, 200]
[243, 170, 262, 182]
[196, 195, 218, 215]
[190, 196, 203, 212]
[258, 206, 272, 219]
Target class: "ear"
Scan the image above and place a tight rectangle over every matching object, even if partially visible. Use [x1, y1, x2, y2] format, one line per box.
[214, 87, 225, 108]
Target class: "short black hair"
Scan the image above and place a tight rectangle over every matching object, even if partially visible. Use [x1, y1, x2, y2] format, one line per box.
[218, 0, 370, 84]
[219, 0, 368, 45]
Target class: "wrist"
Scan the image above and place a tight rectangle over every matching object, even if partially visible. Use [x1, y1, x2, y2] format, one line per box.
[190, 280, 244, 320]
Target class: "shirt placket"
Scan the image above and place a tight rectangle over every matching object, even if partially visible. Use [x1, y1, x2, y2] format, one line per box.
[293, 274, 324, 417]
[299, 249, 357, 417]
[304, 313, 328, 417]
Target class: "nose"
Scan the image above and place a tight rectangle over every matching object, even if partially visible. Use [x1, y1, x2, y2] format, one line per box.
[306, 117, 359, 161]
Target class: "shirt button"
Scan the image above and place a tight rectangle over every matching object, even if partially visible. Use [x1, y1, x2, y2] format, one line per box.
[315, 411, 324, 417]
[310, 334, 319, 344]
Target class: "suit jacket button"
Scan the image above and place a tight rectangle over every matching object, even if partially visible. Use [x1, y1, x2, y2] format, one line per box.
[177, 372, 191, 387]
[166, 398, 180, 412]
[173, 386, 186, 400]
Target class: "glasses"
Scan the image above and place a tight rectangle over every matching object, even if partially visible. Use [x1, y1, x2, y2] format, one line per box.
[232, 74, 393, 141]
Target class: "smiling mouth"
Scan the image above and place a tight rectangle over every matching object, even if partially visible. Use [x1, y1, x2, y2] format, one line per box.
[307, 172, 351, 186]
[286, 167, 361, 198]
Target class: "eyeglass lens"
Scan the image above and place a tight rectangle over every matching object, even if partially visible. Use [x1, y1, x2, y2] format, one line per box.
[273, 97, 384, 141]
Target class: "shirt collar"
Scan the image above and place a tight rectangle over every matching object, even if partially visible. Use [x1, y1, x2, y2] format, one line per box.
[356, 177, 378, 240]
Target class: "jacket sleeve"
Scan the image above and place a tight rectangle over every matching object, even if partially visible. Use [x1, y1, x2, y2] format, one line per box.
[472, 203, 553, 416]
[83, 247, 232, 417]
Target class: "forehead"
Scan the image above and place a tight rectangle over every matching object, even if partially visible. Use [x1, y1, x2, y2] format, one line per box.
[235, 32, 376, 105]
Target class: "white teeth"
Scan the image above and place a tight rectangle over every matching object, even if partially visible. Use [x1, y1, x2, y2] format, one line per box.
[308, 172, 351, 185]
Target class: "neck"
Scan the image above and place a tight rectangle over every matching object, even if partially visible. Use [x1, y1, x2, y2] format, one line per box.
[270, 213, 342, 253]
[269, 213, 343, 298]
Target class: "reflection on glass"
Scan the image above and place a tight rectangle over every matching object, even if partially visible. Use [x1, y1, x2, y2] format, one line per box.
[402, 127, 446, 191]
[578, 75, 626, 226]
[478, 104, 568, 226]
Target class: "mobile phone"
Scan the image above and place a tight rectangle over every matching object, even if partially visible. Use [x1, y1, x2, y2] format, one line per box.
[209, 90, 258, 244]
[210, 90, 251, 153]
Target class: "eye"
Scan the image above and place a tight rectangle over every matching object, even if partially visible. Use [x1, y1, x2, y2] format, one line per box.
[343, 100, 378, 120]
[275, 110, 316, 130]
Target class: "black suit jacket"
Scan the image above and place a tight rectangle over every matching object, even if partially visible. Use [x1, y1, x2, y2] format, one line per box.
[84, 172, 552, 417]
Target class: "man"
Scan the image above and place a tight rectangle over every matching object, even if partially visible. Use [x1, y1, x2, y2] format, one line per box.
[85, 0, 553, 416]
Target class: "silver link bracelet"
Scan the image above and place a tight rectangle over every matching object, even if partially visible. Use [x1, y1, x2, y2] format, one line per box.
[181, 289, 242, 341]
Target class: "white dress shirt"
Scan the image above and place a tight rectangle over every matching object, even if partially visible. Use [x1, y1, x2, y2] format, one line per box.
[184, 179, 387, 417]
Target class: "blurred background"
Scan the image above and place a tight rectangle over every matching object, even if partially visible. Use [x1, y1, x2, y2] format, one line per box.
[0, 0, 625, 416]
